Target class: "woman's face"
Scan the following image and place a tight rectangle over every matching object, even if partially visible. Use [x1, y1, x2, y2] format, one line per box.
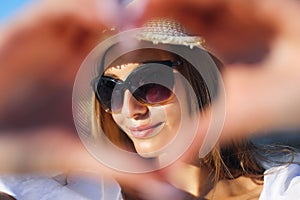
[104, 50, 194, 158]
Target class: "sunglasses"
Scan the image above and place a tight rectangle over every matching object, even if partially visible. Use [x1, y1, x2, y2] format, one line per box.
[93, 60, 182, 113]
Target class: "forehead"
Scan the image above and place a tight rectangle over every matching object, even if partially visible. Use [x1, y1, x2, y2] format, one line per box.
[104, 49, 177, 79]
[108, 48, 177, 67]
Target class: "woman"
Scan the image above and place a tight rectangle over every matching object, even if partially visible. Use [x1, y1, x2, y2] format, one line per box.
[88, 19, 274, 199]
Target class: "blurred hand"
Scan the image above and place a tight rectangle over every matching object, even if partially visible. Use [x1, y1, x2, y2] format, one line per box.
[138, 0, 300, 140]
[0, 2, 189, 199]
[0, 0, 103, 130]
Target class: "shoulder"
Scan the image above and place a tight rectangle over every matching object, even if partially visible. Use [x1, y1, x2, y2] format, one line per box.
[259, 164, 300, 200]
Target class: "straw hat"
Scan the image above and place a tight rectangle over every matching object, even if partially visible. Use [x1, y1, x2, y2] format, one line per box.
[136, 18, 205, 48]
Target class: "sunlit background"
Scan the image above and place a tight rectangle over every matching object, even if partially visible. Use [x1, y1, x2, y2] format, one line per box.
[0, 0, 32, 24]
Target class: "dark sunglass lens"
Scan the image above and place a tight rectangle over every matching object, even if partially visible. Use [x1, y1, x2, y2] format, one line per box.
[128, 65, 175, 105]
[97, 77, 116, 111]
[135, 84, 173, 104]
[111, 86, 125, 112]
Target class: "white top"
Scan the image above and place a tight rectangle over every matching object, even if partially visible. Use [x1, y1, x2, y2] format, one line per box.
[1, 164, 299, 200]
[0, 171, 122, 200]
[259, 164, 300, 200]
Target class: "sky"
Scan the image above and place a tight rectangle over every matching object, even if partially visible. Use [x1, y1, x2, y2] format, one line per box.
[0, 0, 32, 23]
[0, 0, 133, 24]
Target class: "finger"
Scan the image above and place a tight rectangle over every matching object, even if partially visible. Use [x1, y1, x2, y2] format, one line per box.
[0, 128, 101, 173]
[0, 1, 112, 130]
[217, 62, 300, 141]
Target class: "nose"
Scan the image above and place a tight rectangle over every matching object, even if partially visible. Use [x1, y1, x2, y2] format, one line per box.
[121, 90, 148, 119]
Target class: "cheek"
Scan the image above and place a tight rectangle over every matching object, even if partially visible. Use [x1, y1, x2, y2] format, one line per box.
[163, 100, 182, 131]
[163, 80, 193, 131]
[112, 114, 124, 128]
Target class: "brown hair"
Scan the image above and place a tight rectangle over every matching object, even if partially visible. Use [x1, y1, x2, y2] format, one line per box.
[200, 140, 265, 184]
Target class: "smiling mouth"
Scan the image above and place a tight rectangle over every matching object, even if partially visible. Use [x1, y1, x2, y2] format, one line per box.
[129, 122, 164, 139]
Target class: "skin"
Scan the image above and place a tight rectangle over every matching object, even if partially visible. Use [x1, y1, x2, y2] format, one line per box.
[104, 50, 197, 158]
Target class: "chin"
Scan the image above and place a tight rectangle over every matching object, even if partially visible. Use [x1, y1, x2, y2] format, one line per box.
[136, 149, 161, 158]
[134, 140, 170, 159]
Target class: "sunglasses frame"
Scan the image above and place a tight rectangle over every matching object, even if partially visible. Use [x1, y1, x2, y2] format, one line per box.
[93, 60, 182, 113]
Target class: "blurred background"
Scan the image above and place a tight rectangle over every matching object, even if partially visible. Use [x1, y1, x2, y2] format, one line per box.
[0, 0, 32, 24]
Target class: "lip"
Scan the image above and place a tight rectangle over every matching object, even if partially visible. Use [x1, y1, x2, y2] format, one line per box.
[128, 122, 164, 139]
